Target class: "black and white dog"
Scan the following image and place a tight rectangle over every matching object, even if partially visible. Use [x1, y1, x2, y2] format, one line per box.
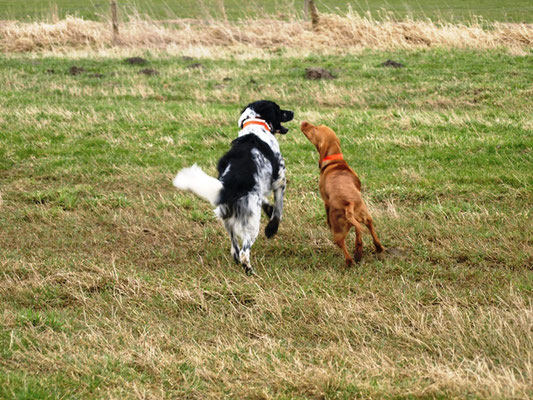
[173, 100, 294, 275]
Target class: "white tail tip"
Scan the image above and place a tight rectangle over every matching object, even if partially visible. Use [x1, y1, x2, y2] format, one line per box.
[173, 164, 222, 206]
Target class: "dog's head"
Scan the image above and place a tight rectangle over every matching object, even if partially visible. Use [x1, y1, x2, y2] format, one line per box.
[300, 121, 342, 163]
[239, 100, 294, 134]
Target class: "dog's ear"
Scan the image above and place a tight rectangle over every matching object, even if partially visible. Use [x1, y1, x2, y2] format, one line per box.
[301, 122, 320, 148]
[255, 103, 277, 129]
[320, 127, 342, 158]
[247, 100, 293, 134]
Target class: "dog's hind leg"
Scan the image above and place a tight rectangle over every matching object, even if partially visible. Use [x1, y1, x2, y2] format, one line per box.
[345, 206, 364, 263]
[239, 209, 261, 276]
[352, 220, 364, 263]
[261, 199, 274, 219]
[330, 209, 354, 267]
[240, 240, 255, 275]
[224, 220, 240, 264]
[265, 172, 286, 238]
[364, 215, 384, 254]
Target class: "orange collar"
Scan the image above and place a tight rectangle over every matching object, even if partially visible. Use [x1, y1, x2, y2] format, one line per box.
[321, 153, 343, 163]
[242, 119, 272, 132]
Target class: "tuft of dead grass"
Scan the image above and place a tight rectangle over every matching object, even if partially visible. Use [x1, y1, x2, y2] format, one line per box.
[1, 11, 532, 55]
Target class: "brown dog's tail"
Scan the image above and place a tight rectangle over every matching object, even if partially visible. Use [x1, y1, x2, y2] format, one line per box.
[345, 202, 370, 229]
[344, 203, 360, 228]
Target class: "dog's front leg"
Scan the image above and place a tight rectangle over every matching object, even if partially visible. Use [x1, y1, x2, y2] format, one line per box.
[265, 173, 285, 238]
[261, 199, 274, 219]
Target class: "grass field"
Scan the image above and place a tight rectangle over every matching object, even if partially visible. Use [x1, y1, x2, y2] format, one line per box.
[1, 0, 533, 22]
[1, 43, 532, 398]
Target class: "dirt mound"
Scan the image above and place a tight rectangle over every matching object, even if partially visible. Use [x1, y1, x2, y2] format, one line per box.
[305, 67, 336, 80]
[380, 59, 404, 68]
[69, 66, 85, 75]
[125, 57, 147, 65]
[186, 63, 203, 69]
[139, 68, 159, 76]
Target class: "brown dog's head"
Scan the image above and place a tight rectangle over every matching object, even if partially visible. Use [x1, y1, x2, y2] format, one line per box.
[300, 121, 342, 165]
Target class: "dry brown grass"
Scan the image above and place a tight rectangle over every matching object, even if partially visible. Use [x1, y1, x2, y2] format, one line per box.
[2, 198, 532, 398]
[1, 11, 532, 55]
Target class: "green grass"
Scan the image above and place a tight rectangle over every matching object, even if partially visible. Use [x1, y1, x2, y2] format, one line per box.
[0, 49, 532, 398]
[1, 0, 532, 22]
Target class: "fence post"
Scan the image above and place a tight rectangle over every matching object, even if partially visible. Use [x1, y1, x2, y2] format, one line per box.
[111, 1, 119, 40]
[304, 0, 319, 30]
[51, 3, 59, 23]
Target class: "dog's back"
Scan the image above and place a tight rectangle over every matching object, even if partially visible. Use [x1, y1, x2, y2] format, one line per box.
[217, 134, 280, 212]
[320, 163, 368, 223]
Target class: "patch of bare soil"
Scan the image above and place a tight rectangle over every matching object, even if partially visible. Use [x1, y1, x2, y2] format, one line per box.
[380, 59, 404, 68]
[139, 68, 159, 76]
[305, 67, 336, 80]
[125, 57, 148, 65]
[69, 66, 85, 75]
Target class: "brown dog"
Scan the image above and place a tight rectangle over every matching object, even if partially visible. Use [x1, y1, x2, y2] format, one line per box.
[301, 121, 384, 266]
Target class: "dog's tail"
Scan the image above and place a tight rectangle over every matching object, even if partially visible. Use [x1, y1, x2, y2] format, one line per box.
[173, 164, 223, 206]
[345, 203, 363, 228]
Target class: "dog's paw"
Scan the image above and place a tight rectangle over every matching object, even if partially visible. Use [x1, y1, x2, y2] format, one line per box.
[265, 217, 279, 238]
[243, 265, 256, 276]
[262, 203, 274, 219]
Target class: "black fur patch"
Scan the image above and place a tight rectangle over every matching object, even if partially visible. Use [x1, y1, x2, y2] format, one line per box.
[262, 203, 274, 218]
[265, 216, 279, 238]
[217, 134, 279, 208]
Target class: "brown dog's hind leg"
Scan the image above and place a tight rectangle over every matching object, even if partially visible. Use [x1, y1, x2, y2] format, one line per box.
[333, 232, 354, 267]
[345, 205, 364, 263]
[330, 209, 354, 267]
[353, 220, 363, 263]
[365, 216, 384, 254]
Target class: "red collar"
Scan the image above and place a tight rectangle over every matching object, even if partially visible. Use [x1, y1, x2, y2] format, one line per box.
[321, 153, 343, 163]
[242, 119, 272, 132]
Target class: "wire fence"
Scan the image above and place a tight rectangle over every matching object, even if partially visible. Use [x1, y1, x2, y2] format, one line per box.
[0, 1, 531, 24]
[1, 1, 531, 54]
[0, 1, 311, 22]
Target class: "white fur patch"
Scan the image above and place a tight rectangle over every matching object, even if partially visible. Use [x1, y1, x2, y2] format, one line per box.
[173, 164, 223, 206]
[238, 107, 258, 128]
